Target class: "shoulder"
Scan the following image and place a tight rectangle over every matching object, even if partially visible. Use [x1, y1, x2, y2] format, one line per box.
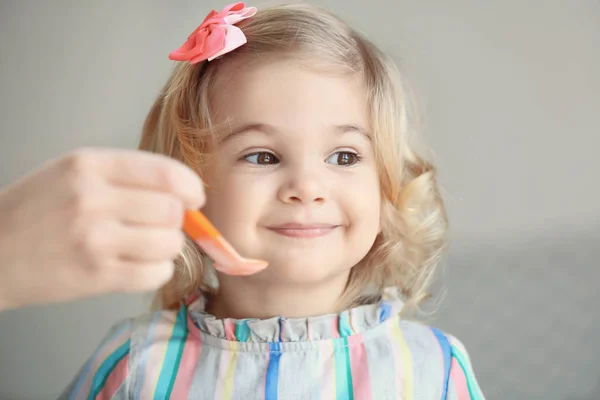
[126, 304, 192, 363]
[128, 304, 188, 342]
[392, 320, 485, 399]
[58, 317, 135, 399]
[58, 306, 190, 400]
[442, 333, 486, 400]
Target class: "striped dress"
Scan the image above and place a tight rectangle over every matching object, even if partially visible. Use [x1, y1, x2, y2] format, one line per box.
[58, 291, 485, 399]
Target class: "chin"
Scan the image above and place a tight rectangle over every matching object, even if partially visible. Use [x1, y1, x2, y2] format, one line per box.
[258, 254, 348, 285]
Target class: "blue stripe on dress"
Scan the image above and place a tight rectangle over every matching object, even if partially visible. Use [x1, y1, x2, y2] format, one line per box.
[431, 327, 451, 400]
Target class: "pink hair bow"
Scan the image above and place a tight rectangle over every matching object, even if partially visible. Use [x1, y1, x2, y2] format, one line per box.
[168, 2, 257, 64]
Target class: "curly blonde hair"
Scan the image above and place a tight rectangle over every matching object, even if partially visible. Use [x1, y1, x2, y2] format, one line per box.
[138, 3, 448, 317]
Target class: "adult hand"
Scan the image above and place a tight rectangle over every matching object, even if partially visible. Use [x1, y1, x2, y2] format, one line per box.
[0, 148, 205, 311]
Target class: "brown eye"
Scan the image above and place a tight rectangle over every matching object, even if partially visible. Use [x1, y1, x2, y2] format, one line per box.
[258, 153, 275, 164]
[244, 152, 279, 165]
[327, 151, 359, 166]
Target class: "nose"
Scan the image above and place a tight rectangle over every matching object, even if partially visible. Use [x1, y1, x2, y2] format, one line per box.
[277, 167, 326, 205]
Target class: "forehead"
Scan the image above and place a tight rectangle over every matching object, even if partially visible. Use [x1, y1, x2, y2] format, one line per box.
[210, 59, 369, 133]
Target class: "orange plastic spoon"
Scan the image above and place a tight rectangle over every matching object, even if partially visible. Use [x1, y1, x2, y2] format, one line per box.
[182, 209, 268, 275]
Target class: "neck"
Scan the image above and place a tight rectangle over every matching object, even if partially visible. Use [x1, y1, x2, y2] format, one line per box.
[207, 273, 350, 319]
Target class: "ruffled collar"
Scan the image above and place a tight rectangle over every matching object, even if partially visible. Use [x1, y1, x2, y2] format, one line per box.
[185, 288, 404, 343]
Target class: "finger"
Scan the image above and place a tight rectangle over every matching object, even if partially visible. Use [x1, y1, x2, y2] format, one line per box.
[112, 260, 175, 292]
[113, 225, 185, 262]
[96, 149, 206, 210]
[110, 187, 185, 227]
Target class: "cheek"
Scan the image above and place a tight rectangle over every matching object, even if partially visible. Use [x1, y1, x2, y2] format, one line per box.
[333, 173, 381, 245]
[203, 172, 272, 228]
[346, 170, 381, 215]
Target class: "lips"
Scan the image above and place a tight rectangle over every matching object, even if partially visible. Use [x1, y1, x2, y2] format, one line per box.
[266, 223, 339, 238]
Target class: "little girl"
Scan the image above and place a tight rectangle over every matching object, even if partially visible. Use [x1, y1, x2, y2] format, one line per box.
[59, 2, 484, 399]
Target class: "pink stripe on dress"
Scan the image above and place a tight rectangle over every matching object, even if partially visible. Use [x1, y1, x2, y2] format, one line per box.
[224, 319, 236, 341]
[449, 357, 470, 399]
[95, 354, 129, 399]
[169, 318, 203, 399]
[347, 334, 372, 400]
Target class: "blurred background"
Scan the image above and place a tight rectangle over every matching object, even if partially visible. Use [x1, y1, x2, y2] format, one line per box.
[0, 0, 598, 399]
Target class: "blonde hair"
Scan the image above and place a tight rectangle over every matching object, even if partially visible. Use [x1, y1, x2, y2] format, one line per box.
[139, 3, 448, 317]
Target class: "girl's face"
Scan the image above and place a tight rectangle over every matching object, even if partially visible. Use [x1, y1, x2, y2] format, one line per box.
[202, 60, 381, 285]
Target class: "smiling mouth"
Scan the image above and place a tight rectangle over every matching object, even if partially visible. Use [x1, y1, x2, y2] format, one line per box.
[266, 224, 339, 238]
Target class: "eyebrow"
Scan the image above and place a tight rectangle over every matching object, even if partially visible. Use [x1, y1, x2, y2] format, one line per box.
[220, 123, 275, 143]
[221, 123, 371, 143]
[334, 124, 372, 142]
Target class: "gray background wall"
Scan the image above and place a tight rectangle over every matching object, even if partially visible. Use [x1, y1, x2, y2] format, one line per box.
[0, 0, 598, 399]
